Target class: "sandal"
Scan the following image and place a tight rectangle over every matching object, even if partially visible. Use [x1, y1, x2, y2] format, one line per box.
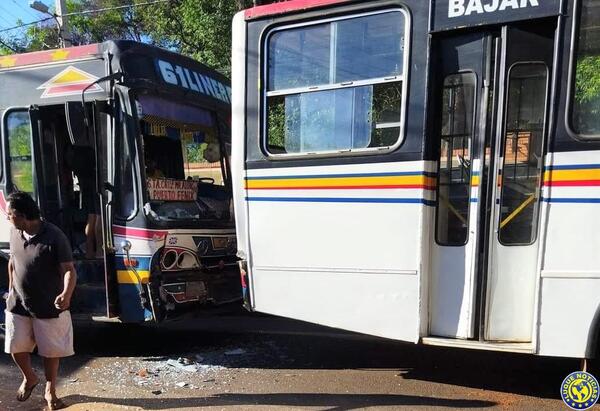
[47, 398, 67, 410]
[16, 381, 38, 402]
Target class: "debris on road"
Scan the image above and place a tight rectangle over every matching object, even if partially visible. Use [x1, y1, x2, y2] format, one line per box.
[166, 358, 198, 372]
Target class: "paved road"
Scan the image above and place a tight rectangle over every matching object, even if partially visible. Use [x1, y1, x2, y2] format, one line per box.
[0, 307, 579, 410]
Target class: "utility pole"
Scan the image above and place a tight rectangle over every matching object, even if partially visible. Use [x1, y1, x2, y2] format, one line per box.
[55, 0, 71, 47]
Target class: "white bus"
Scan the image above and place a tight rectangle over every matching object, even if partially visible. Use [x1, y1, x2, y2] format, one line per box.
[231, 0, 600, 364]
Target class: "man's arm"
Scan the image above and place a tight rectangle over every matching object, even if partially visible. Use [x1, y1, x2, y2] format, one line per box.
[7, 256, 13, 290]
[54, 262, 77, 310]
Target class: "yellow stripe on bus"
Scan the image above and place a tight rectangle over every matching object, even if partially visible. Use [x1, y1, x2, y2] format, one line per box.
[117, 270, 151, 284]
[246, 175, 435, 189]
[544, 169, 600, 182]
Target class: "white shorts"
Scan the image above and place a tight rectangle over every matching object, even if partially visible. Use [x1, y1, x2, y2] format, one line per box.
[4, 311, 74, 358]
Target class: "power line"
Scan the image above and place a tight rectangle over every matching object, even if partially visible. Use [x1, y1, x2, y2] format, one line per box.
[0, 4, 23, 22]
[11, 0, 42, 20]
[0, 13, 14, 27]
[62, 0, 171, 17]
[0, 36, 19, 52]
[0, 16, 54, 34]
[0, 0, 170, 33]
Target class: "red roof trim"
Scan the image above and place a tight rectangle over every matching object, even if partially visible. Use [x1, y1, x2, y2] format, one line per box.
[0, 44, 100, 69]
[244, 0, 350, 20]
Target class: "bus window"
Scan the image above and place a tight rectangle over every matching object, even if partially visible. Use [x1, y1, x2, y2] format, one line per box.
[436, 73, 476, 246]
[571, 0, 600, 137]
[499, 63, 548, 245]
[115, 109, 137, 220]
[6, 111, 35, 196]
[265, 10, 407, 155]
[137, 95, 232, 225]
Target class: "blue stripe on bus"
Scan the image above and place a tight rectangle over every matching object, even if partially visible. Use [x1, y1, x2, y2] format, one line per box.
[245, 171, 437, 180]
[542, 197, 600, 203]
[544, 164, 600, 171]
[246, 196, 436, 206]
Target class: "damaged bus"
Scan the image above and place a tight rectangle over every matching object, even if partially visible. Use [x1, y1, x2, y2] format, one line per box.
[232, 0, 600, 363]
[0, 41, 240, 323]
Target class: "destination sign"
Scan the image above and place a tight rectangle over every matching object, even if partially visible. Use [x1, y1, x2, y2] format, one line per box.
[156, 58, 231, 105]
[147, 178, 198, 202]
[432, 0, 561, 31]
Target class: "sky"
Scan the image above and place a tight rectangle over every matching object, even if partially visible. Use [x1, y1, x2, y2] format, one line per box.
[0, 0, 54, 37]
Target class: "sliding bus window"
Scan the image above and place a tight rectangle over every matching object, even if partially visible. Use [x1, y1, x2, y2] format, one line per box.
[499, 63, 548, 245]
[570, 0, 600, 137]
[6, 111, 35, 196]
[265, 10, 408, 156]
[435, 73, 476, 246]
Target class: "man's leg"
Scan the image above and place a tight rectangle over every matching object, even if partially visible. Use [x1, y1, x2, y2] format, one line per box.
[12, 352, 39, 398]
[42, 357, 60, 404]
[84, 213, 97, 259]
[33, 312, 74, 409]
[5, 312, 38, 400]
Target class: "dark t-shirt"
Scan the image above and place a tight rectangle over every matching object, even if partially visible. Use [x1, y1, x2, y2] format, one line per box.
[7, 221, 73, 318]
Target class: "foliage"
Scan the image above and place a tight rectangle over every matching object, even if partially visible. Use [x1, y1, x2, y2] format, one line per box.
[573, 55, 600, 135]
[8, 121, 34, 193]
[185, 142, 207, 163]
[0, 0, 253, 75]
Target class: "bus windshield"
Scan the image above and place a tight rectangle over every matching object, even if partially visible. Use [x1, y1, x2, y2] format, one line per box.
[136, 94, 232, 225]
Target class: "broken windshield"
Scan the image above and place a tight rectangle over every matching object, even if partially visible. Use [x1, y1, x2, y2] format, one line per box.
[136, 94, 232, 226]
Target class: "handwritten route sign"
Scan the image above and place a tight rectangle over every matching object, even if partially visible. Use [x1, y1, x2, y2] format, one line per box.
[147, 178, 197, 201]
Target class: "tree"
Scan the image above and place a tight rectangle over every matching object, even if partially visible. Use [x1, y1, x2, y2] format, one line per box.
[0, 0, 253, 75]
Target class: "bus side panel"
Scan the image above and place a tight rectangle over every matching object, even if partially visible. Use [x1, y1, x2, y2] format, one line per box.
[231, 12, 250, 264]
[246, 162, 429, 342]
[538, 150, 600, 358]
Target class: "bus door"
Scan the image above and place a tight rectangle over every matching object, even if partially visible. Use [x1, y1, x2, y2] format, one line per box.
[30, 106, 66, 228]
[430, 22, 554, 342]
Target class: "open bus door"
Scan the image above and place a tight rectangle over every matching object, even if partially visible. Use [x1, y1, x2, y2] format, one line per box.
[66, 100, 120, 319]
[429, 21, 554, 342]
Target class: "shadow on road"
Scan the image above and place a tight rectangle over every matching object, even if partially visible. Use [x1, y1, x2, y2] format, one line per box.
[61, 392, 496, 410]
[0, 308, 580, 404]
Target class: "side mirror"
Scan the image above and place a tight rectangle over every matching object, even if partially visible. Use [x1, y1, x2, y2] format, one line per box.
[65, 102, 91, 147]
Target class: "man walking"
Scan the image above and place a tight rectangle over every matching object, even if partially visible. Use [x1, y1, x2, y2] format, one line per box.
[4, 191, 77, 410]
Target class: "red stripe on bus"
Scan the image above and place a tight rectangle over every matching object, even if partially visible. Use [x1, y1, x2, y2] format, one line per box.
[44, 83, 94, 94]
[0, 191, 6, 215]
[544, 180, 600, 187]
[247, 184, 436, 190]
[112, 225, 168, 239]
[7, 44, 99, 68]
[245, 0, 349, 19]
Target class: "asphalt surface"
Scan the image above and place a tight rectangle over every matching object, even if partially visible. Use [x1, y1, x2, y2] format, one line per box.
[0, 306, 580, 410]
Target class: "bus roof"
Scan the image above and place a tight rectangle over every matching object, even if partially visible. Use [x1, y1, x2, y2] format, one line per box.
[0, 43, 100, 70]
[244, 0, 350, 20]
